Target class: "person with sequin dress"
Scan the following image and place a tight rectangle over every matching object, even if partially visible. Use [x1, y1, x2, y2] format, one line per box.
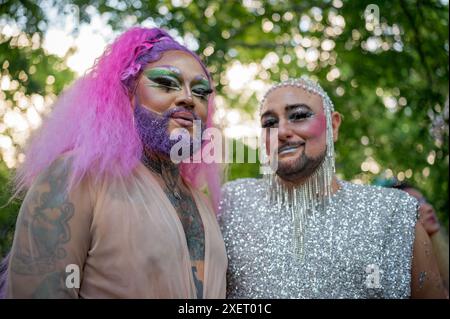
[219, 77, 447, 299]
[0, 27, 226, 298]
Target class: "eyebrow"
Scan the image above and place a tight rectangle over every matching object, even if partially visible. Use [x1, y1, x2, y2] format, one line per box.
[261, 103, 312, 119]
[144, 66, 209, 86]
[260, 110, 276, 120]
[156, 65, 181, 74]
[285, 103, 312, 112]
[144, 66, 182, 79]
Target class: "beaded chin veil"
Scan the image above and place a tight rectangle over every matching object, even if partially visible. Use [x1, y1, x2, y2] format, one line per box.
[260, 76, 336, 260]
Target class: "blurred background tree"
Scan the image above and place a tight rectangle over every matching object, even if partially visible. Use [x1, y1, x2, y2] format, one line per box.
[0, 0, 448, 257]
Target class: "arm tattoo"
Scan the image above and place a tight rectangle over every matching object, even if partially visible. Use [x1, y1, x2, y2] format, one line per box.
[418, 271, 427, 289]
[11, 163, 75, 276]
[192, 266, 203, 299]
[143, 153, 205, 298]
[31, 271, 73, 298]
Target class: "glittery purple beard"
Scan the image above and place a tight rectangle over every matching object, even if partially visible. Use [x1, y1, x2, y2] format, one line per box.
[134, 104, 205, 161]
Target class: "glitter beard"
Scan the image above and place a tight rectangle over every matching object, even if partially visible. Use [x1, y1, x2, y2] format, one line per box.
[134, 102, 205, 161]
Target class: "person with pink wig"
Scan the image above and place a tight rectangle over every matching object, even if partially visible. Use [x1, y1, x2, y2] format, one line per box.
[1, 27, 227, 298]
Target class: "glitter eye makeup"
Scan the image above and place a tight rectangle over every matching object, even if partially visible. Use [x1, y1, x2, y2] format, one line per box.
[261, 104, 314, 129]
[287, 105, 314, 122]
[261, 116, 278, 128]
[191, 77, 213, 100]
[144, 67, 182, 91]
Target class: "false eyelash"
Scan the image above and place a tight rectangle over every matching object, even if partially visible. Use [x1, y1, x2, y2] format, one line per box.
[262, 119, 277, 128]
[290, 112, 313, 120]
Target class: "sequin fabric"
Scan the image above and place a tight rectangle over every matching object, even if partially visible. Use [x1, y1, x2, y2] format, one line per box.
[219, 178, 418, 299]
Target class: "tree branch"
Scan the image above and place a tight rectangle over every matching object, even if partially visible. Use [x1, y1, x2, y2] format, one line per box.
[399, 0, 434, 87]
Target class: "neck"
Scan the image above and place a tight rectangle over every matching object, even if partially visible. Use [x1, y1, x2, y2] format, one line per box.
[142, 149, 180, 181]
[279, 174, 340, 194]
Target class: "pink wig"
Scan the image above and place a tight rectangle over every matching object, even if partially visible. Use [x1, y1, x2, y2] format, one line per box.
[15, 27, 221, 211]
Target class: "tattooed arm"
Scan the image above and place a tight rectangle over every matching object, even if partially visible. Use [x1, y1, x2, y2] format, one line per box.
[411, 223, 448, 299]
[7, 158, 93, 298]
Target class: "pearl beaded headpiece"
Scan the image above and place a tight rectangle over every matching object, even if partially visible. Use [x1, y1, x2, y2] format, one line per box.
[260, 76, 335, 113]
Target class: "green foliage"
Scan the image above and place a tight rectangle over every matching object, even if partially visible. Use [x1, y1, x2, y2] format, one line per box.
[226, 139, 261, 181]
[0, 163, 20, 257]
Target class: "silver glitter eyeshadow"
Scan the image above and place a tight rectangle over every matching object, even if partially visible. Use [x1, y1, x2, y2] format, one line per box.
[219, 178, 418, 299]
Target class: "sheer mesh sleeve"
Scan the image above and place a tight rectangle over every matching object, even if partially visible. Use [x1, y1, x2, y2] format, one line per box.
[6, 157, 94, 298]
[218, 180, 248, 299]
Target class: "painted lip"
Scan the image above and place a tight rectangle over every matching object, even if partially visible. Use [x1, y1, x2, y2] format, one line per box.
[171, 111, 195, 128]
[427, 215, 438, 224]
[278, 142, 305, 155]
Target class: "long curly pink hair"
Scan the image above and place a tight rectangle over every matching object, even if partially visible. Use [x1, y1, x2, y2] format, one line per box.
[14, 27, 221, 210]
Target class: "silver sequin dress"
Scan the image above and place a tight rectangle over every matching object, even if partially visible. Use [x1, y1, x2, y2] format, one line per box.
[219, 178, 418, 299]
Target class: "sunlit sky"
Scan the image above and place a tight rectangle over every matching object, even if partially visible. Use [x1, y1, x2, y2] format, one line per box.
[42, 5, 114, 75]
